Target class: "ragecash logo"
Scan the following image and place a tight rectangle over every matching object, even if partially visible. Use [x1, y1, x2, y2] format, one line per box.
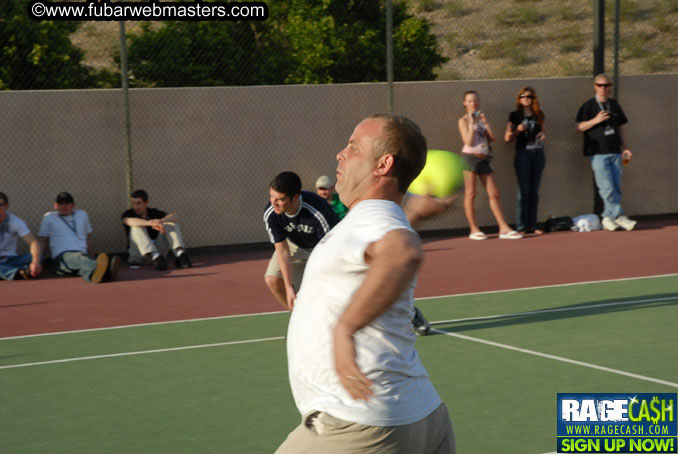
[557, 393, 677, 453]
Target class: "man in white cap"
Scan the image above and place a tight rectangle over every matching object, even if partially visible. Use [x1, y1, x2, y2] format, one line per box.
[315, 175, 348, 220]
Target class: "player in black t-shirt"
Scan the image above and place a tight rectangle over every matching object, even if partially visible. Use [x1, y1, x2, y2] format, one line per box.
[576, 74, 637, 232]
[263, 171, 339, 310]
[121, 189, 192, 270]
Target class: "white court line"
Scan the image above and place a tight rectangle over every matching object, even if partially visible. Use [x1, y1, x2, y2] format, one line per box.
[0, 336, 285, 370]
[0, 310, 288, 341]
[434, 329, 678, 388]
[416, 273, 678, 302]
[3, 294, 677, 376]
[431, 295, 678, 325]
[2, 273, 676, 341]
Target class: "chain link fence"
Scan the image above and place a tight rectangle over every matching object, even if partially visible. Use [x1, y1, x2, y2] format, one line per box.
[2, 0, 677, 254]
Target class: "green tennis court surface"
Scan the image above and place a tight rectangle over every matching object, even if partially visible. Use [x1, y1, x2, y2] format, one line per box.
[2, 275, 676, 453]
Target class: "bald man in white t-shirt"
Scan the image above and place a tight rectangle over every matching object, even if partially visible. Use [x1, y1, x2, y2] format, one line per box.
[277, 115, 455, 454]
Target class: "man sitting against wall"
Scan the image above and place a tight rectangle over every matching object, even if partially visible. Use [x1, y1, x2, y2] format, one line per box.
[39, 192, 118, 284]
[0, 191, 42, 281]
[121, 189, 192, 271]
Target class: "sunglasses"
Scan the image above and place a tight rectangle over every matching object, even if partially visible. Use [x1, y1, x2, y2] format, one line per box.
[519, 94, 534, 99]
[595, 83, 613, 87]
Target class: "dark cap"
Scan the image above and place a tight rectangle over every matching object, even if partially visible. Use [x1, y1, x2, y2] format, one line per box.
[55, 192, 74, 204]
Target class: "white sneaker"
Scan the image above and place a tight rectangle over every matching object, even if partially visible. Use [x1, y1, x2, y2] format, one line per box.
[615, 215, 637, 231]
[602, 217, 621, 231]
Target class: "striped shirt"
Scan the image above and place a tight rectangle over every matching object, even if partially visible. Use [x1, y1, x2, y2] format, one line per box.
[263, 191, 339, 249]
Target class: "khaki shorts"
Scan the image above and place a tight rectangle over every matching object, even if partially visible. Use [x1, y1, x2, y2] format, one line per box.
[264, 239, 311, 291]
[276, 403, 455, 454]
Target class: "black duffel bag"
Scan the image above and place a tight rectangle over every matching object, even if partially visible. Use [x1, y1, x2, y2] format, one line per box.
[544, 216, 574, 232]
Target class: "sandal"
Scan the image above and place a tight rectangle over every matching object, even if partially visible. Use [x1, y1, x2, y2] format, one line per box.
[469, 231, 489, 240]
[499, 230, 523, 240]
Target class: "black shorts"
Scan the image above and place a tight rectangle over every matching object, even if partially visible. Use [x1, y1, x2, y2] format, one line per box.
[462, 153, 493, 174]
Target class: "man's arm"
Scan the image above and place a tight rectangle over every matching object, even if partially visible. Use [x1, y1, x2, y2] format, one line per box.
[160, 212, 178, 223]
[123, 212, 178, 234]
[123, 217, 152, 227]
[274, 240, 296, 310]
[333, 229, 423, 400]
[618, 125, 632, 161]
[22, 232, 42, 276]
[38, 236, 48, 259]
[404, 194, 457, 227]
[577, 110, 609, 132]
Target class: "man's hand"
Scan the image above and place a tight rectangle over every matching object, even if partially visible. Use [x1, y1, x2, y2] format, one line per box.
[30, 260, 42, 277]
[285, 285, 296, 311]
[594, 110, 610, 124]
[149, 219, 165, 234]
[334, 326, 374, 401]
[622, 149, 632, 162]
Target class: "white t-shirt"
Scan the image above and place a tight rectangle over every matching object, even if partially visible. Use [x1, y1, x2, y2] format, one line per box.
[286, 199, 441, 427]
[0, 214, 31, 257]
[38, 210, 92, 257]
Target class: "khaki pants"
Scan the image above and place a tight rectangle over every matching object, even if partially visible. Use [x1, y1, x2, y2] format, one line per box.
[127, 224, 185, 264]
[264, 239, 311, 291]
[276, 403, 455, 454]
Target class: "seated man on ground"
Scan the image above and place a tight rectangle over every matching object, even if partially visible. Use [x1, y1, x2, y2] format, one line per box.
[0, 191, 42, 280]
[38, 192, 118, 284]
[121, 189, 192, 271]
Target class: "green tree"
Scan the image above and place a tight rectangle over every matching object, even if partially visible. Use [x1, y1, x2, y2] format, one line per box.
[0, 0, 112, 90]
[127, 0, 447, 87]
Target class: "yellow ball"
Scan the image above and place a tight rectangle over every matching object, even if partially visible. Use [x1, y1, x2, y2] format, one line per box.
[408, 150, 465, 197]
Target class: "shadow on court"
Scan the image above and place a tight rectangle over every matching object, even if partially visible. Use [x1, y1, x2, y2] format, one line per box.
[430, 293, 678, 334]
[0, 301, 51, 310]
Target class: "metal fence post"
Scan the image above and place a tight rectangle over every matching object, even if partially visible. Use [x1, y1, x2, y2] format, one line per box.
[593, 0, 605, 76]
[386, 0, 394, 115]
[613, 0, 620, 100]
[119, 21, 133, 207]
[592, 0, 605, 216]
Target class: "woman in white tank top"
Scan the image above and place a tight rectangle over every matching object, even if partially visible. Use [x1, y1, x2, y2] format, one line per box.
[457, 90, 522, 240]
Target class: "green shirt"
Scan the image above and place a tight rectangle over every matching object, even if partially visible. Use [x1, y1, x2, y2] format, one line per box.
[329, 193, 348, 220]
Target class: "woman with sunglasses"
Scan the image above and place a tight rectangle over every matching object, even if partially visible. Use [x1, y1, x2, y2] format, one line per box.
[458, 90, 522, 240]
[504, 87, 546, 235]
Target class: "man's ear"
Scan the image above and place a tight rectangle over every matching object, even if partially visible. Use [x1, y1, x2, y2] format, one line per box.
[375, 153, 395, 177]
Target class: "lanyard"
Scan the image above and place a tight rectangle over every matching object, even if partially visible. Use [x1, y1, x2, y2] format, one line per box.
[596, 98, 610, 113]
[59, 214, 77, 235]
[595, 98, 615, 132]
